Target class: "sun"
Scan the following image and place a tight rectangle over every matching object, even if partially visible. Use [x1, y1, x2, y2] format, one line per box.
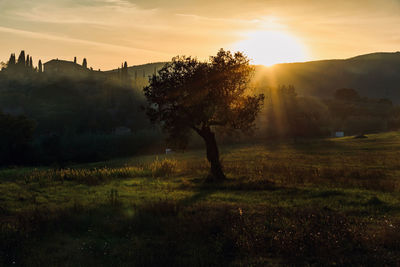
[233, 30, 308, 66]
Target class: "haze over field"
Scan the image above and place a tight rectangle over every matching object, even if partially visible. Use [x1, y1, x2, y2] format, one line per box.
[1, 0, 400, 69]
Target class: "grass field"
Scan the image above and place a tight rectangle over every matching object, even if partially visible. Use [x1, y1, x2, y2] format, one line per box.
[1, 132, 400, 266]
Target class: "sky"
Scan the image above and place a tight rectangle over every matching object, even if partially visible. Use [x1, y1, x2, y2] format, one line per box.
[0, 0, 399, 70]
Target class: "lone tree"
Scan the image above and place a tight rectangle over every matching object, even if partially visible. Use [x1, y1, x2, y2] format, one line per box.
[17, 50, 26, 66]
[144, 49, 264, 181]
[8, 53, 16, 66]
[38, 60, 43, 73]
[82, 58, 87, 68]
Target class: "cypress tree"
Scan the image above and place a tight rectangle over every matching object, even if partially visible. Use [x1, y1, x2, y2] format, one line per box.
[122, 61, 129, 83]
[17, 51, 26, 66]
[26, 54, 30, 67]
[74, 57, 77, 64]
[82, 58, 87, 68]
[29, 57, 33, 69]
[124, 62, 128, 73]
[38, 60, 43, 73]
[8, 53, 16, 66]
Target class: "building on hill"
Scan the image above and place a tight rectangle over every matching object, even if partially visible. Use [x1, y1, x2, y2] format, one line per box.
[43, 59, 88, 76]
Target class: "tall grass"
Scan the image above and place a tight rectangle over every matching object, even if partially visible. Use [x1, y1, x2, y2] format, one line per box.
[23, 166, 148, 185]
[17, 158, 179, 185]
[149, 158, 178, 177]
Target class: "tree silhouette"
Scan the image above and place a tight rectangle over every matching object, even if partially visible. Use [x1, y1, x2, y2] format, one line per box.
[144, 49, 264, 181]
[74, 57, 77, 64]
[334, 88, 360, 102]
[38, 60, 43, 73]
[0, 112, 36, 164]
[8, 53, 16, 66]
[82, 58, 87, 68]
[121, 61, 129, 84]
[17, 51, 26, 66]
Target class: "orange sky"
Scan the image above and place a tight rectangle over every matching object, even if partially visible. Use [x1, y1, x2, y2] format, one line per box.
[0, 0, 399, 70]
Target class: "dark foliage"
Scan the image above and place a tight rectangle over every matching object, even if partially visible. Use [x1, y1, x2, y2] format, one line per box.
[0, 112, 35, 165]
[144, 49, 264, 180]
[0, 51, 160, 166]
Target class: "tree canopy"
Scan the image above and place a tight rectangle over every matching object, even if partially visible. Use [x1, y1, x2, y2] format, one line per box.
[144, 49, 264, 181]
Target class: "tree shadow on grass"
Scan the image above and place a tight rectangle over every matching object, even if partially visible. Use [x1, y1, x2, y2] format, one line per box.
[179, 174, 284, 207]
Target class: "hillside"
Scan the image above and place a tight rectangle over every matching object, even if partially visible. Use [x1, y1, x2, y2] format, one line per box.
[30, 52, 400, 102]
[105, 62, 166, 78]
[255, 52, 400, 102]
[105, 62, 166, 89]
[109, 52, 400, 102]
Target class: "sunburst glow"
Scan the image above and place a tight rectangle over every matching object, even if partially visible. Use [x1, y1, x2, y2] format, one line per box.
[234, 30, 309, 66]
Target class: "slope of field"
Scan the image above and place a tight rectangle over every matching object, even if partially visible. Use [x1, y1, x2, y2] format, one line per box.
[1, 133, 400, 265]
[255, 52, 400, 102]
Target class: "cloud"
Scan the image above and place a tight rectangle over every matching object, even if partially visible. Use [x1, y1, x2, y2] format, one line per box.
[9, 0, 158, 26]
[175, 13, 259, 24]
[0, 25, 170, 56]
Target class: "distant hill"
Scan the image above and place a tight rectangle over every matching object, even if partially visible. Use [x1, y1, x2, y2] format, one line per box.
[110, 52, 400, 102]
[57, 52, 400, 102]
[105, 62, 166, 76]
[105, 62, 166, 89]
[255, 52, 400, 102]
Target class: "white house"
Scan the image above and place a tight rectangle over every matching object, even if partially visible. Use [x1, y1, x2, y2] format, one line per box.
[335, 131, 344, 137]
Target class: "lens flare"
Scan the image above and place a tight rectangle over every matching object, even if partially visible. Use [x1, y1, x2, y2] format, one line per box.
[233, 30, 308, 66]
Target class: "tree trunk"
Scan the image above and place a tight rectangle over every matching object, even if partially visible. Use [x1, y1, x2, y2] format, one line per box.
[200, 128, 226, 182]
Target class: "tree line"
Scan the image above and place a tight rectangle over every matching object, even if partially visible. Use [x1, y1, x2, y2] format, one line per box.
[0, 51, 159, 166]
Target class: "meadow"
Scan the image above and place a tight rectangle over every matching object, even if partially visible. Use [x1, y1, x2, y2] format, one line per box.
[1, 132, 400, 266]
